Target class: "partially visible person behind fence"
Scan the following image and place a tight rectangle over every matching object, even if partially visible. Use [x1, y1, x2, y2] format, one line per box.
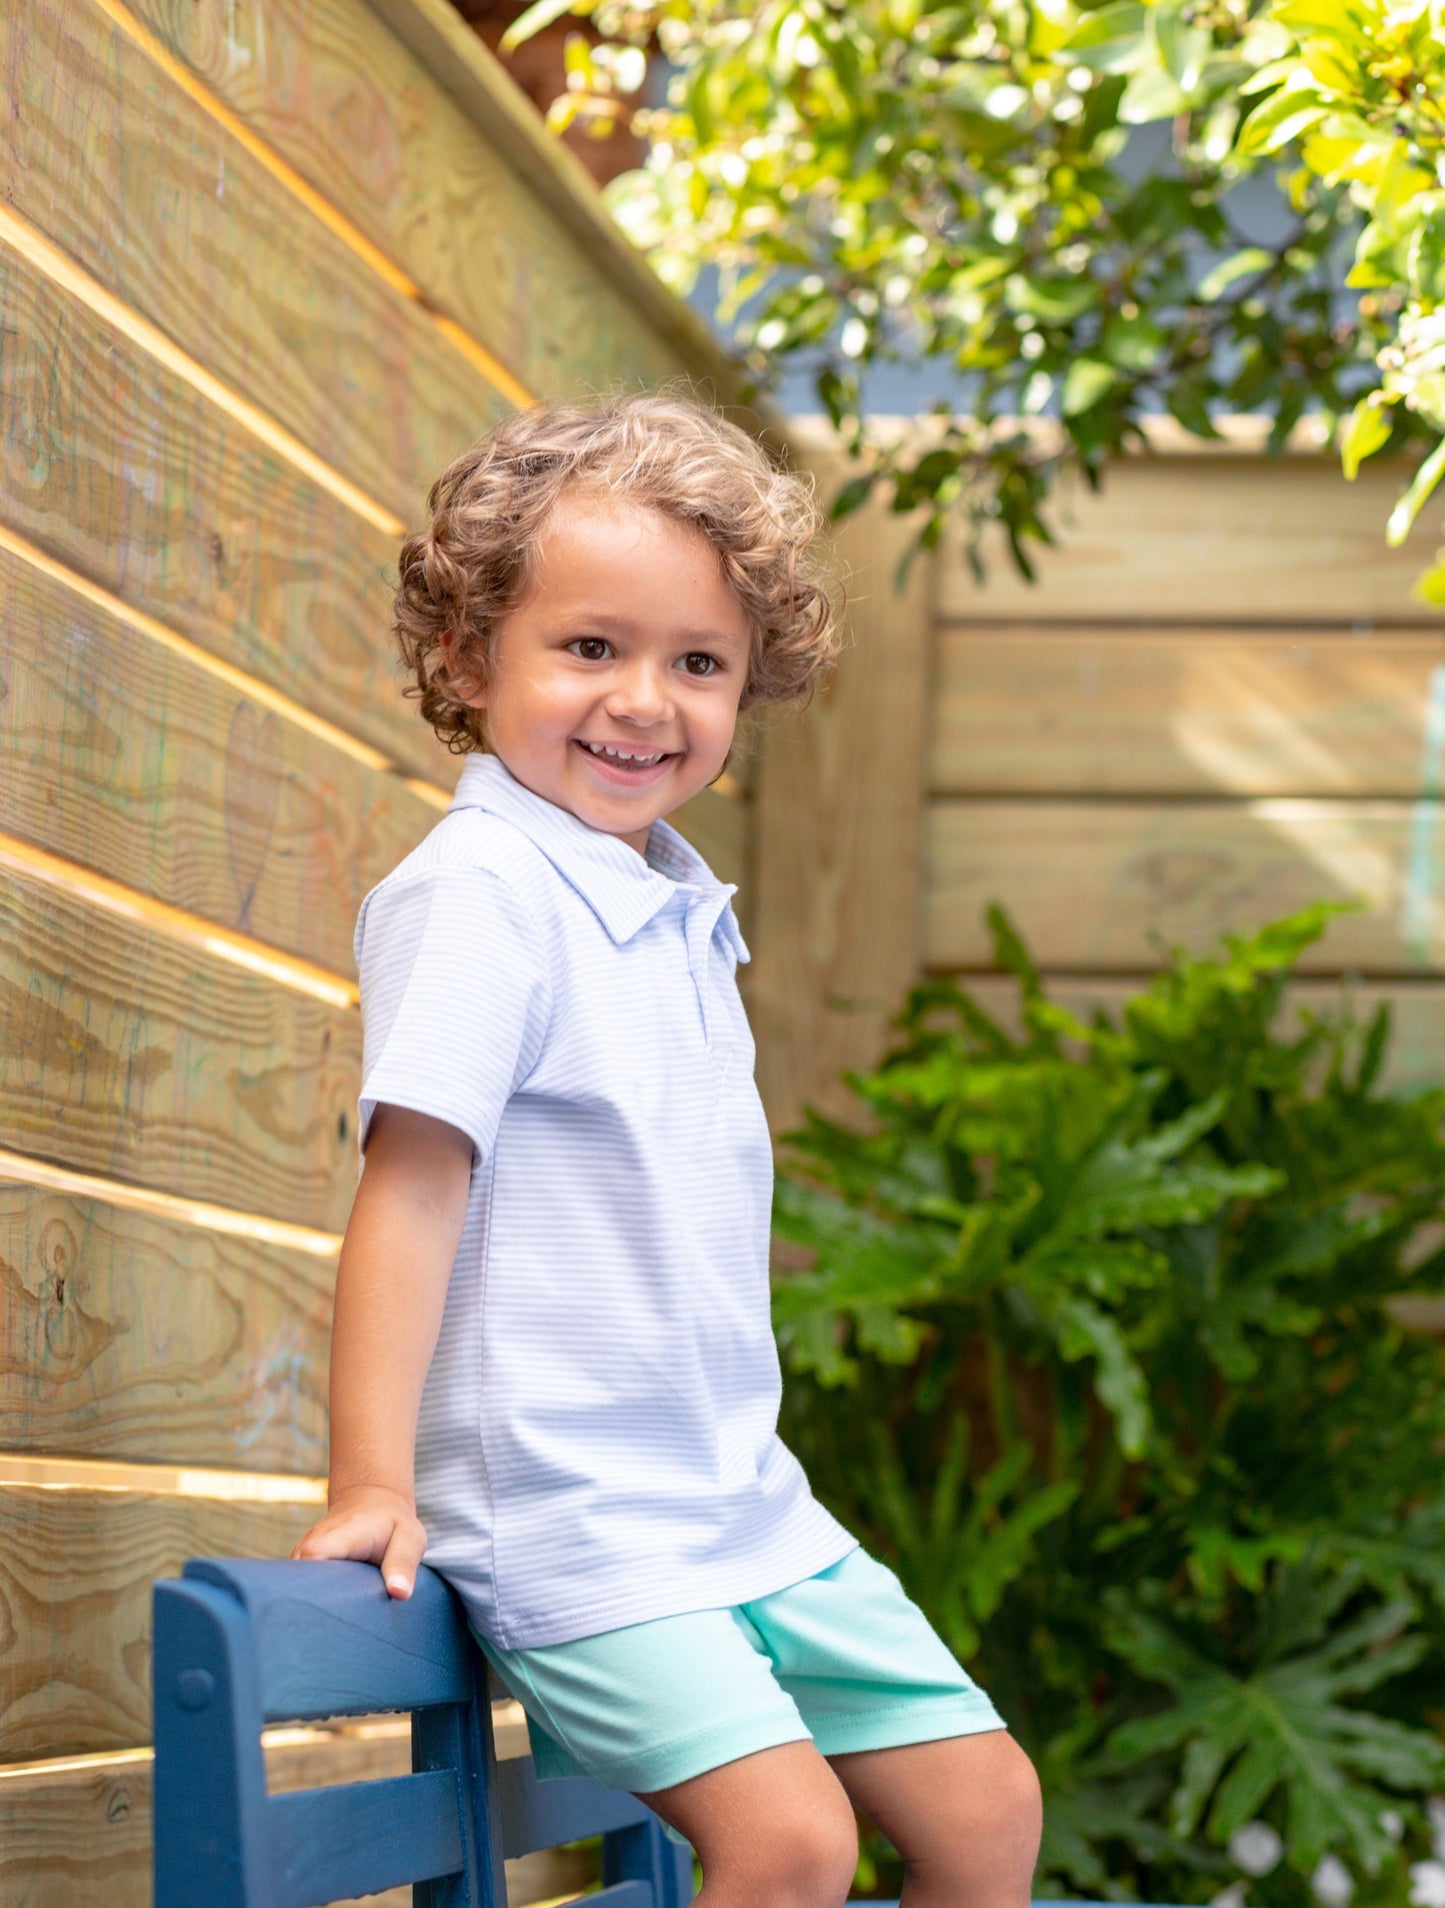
[290, 388, 1043, 1908]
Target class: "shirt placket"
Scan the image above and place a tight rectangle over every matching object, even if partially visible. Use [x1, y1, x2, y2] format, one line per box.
[681, 887, 734, 1064]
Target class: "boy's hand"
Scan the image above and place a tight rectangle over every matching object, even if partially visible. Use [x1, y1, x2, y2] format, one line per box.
[290, 1485, 428, 1600]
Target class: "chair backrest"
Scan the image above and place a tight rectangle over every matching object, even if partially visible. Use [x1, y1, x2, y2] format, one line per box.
[152, 1557, 695, 1908]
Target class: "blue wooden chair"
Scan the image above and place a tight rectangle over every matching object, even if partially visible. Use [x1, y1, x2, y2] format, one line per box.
[152, 1557, 695, 1908]
[153, 1554, 1134, 1908]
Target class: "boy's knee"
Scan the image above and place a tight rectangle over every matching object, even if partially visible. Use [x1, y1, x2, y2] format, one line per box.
[698, 1785, 855, 1908]
[907, 1731, 1042, 1894]
[662, 1745, 859, 1907]
[964, 1734, 1044, 1894]
[869, 1738, 1038, 1908]
[973, 1732, 1043, 1846]
[742, 1801, 859, 1908]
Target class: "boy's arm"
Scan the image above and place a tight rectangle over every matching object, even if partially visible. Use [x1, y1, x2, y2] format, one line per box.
[291, 1103, 473, 1598]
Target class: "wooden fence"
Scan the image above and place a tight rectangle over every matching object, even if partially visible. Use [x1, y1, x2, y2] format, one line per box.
[0, 1, 746, 1900]
[749, 421, 1445, 1134]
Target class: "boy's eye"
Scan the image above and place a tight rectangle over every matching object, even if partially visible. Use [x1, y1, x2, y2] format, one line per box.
[683, 653, 719, 677]
[569, 637, 611, 661]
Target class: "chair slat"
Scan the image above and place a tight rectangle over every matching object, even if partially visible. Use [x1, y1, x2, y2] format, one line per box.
[155, 1559, 687, 1906]
[494, 1755, 653, 1859]
[268, 1770, 466, 1908]
[184, 1558, 472, 1720]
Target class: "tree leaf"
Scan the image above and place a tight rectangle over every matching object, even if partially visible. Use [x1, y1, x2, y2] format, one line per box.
[1104, 1584, 1445, 1871]
[1341, 396, 1395, 479]
[1052, 1295, 1152, 1456]
[500, 0, 588, 53]
[1196, 246, 1276, 303]
[1062, 358, 1123, 417]
[829, 472, 877, 519]
[1387, 436, 1445, 546]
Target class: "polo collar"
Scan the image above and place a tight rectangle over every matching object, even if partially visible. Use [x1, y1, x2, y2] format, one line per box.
[446, 752, 750, 963]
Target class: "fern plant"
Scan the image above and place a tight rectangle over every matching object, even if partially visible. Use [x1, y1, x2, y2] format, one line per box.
[771, 904, 1445, 1904]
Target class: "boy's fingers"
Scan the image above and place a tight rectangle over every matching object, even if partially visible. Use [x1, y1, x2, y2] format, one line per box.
[379, 1520, 428, 1599]
[291, 1515, 387, 1564]
[286, 1505, 424, 1593]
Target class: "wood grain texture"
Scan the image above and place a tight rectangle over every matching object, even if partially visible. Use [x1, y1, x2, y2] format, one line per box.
[0, 1186, 332, 1472]
[925, 798, 1445, 976]
[0, 546, 437, 978]
[931, 627, 1445, 797]
[0, 1751, 160, 1906]
[122, 0, 689, 401]
[366, 0, 744, 400]
[0, 1723, 593, 1908]
[938, 456, 1440, 624]
[0, 2, 505, 530]
[747, 453, 934, 1133]
[0, 242, 451, 787]
[0, 874, 358, 1233]
[0, 1486, 315, 1759]
[0, 1735, 407, 1908]
[955, 972, 1445, 1095]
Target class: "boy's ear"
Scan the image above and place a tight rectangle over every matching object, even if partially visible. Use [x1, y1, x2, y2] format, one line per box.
[439, 631, 486, 709]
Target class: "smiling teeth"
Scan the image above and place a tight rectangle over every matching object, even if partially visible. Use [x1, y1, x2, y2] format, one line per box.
[582, 742, 666, 765]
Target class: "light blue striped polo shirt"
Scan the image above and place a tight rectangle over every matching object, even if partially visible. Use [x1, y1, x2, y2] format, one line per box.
[354, 751, 857, 1649]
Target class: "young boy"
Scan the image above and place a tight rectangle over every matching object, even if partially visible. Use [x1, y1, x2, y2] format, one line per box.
[294, 394, 1041, 1908]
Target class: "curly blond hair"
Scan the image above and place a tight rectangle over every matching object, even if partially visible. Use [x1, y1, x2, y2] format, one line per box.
[394, 390, 844, 757]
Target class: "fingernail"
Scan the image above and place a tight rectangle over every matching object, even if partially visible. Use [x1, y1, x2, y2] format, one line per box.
[386, 1575, 410, 1596]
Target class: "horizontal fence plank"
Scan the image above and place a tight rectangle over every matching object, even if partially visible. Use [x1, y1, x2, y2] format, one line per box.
[924, 799, 1445, 976]
[0, 1186, 331, 1472]
[931, 627, 1445, 798]
[0, 874, 358, 1233]
[0, 545, 436, 978]
[2, 2, 504, 531]
[951, 973, 1445, 1095]
[938, 456, 1439, 625]
[123, 0, 688, 401]
[0, 241, 449, 787]
[0, 1487, 314, 1760]
[0, 1733, 402, 1908]
[0, 1732, 415, 1907]
[0, 1722, 592, 1908]
[0, 1750, 157, 1907]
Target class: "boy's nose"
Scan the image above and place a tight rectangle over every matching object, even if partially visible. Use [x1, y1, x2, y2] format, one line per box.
[604, 661, 674, 724]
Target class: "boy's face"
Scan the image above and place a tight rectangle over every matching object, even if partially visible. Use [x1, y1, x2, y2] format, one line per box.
[452, 496, 753, 855]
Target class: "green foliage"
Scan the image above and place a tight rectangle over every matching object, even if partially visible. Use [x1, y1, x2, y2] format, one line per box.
[767, 903, 1445, 1900]
[1236, 0, 1445, 597]
[511, 0, 1445, 593]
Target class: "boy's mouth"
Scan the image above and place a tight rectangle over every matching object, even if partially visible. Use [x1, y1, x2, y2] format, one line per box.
[574, 738, 678, 785]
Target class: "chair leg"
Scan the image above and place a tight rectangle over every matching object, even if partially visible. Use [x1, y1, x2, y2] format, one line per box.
[153, 1580, 270, 1908]
[602, 1814, 696, 1908]
[414, 1688, 498, 1908]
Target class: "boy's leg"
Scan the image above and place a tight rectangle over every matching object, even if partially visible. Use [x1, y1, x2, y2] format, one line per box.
[826, 1729, 1042, 1908]
[636, 1738, 860, 1908]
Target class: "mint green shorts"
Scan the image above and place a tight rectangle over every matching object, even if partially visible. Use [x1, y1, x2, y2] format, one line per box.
[473, 1544, 1006, 1850]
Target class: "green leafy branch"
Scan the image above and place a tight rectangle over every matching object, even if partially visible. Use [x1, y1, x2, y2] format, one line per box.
[506, 0, 1445, 593]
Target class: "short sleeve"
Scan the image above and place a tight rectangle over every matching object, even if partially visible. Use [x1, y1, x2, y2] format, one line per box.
[355, 869, 551, 1167]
